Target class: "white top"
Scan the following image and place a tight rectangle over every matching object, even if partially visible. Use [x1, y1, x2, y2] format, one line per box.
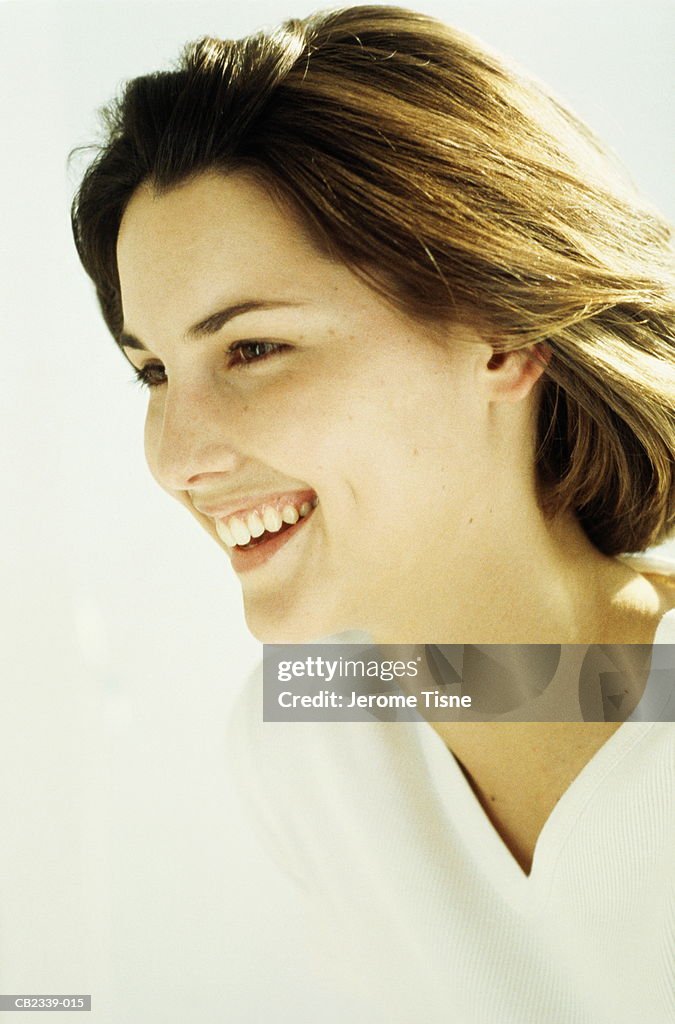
[227, 583, 675, 1023]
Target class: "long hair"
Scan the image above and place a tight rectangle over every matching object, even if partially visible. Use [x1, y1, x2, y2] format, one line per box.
[71, 4, 675, 556]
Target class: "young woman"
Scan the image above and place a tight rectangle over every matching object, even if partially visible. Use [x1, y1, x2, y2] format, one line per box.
[71, 6, 674, 1021]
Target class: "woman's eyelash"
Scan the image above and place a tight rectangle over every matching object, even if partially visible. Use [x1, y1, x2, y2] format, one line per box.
[130, 341, 288, 389]
[132, 363, 166, 389]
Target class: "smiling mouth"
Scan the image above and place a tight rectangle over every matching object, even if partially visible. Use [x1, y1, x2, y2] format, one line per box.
[213, 494, 318, 551]
[222, 499, 318, 572]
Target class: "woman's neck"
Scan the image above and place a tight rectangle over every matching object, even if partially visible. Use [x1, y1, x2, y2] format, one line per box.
[369, 509, 666, 645]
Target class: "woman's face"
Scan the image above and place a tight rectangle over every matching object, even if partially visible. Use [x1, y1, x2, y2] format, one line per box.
[116, 170, 519, 642]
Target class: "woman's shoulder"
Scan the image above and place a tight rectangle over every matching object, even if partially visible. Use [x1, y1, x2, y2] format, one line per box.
[618, 550, 675, 586]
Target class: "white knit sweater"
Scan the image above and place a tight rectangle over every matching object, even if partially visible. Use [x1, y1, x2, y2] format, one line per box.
[227, 601, 674, 1023]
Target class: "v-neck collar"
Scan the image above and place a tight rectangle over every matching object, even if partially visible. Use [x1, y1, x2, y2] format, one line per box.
[405, 601, 674, 902]
[414, 717, 657, 905]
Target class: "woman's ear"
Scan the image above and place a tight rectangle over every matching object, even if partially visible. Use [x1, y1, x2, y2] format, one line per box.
[484, 342, 551, 403]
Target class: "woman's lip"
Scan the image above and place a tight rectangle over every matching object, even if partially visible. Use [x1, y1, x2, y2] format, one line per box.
[194, 489, 317, 522]
[228, 505, 315, 573]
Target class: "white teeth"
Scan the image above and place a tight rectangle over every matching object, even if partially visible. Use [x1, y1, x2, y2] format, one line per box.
[230, 516, 252, 546]
[215, 520, 236, 548]
[281, 504, 300, 525]
[217, 496, 317, 548]
[262, 506, 283, 533]
[247, 510, 265, 537]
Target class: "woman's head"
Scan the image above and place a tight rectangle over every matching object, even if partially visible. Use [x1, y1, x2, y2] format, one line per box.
[72, 4, 675, 637]
[115, 167, 553, 642]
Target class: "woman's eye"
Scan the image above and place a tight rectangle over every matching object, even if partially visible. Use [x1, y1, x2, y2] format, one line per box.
[132, 362, 166, 389]
[228, 340, 287, 367]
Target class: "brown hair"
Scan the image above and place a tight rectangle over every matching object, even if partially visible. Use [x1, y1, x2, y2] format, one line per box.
[71, 4, 675, 555]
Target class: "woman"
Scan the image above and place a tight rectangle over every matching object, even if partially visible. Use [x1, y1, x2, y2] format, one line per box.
[71, 6, 674, 1021]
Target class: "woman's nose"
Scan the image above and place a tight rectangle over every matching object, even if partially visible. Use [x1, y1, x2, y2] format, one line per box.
[145, 379, 244, 493]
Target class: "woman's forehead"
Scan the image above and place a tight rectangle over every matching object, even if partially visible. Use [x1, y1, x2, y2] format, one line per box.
[118, 170, 320, 274]
[116, 171, 338, 334]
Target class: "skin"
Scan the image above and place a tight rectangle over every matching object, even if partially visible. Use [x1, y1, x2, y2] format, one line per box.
[117, 169, 671, 874]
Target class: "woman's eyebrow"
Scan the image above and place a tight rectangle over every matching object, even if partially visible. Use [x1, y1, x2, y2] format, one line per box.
[118, 298, 307, 350]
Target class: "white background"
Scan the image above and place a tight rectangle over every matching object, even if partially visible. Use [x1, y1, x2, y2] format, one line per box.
[1, 1, 673, 1021]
